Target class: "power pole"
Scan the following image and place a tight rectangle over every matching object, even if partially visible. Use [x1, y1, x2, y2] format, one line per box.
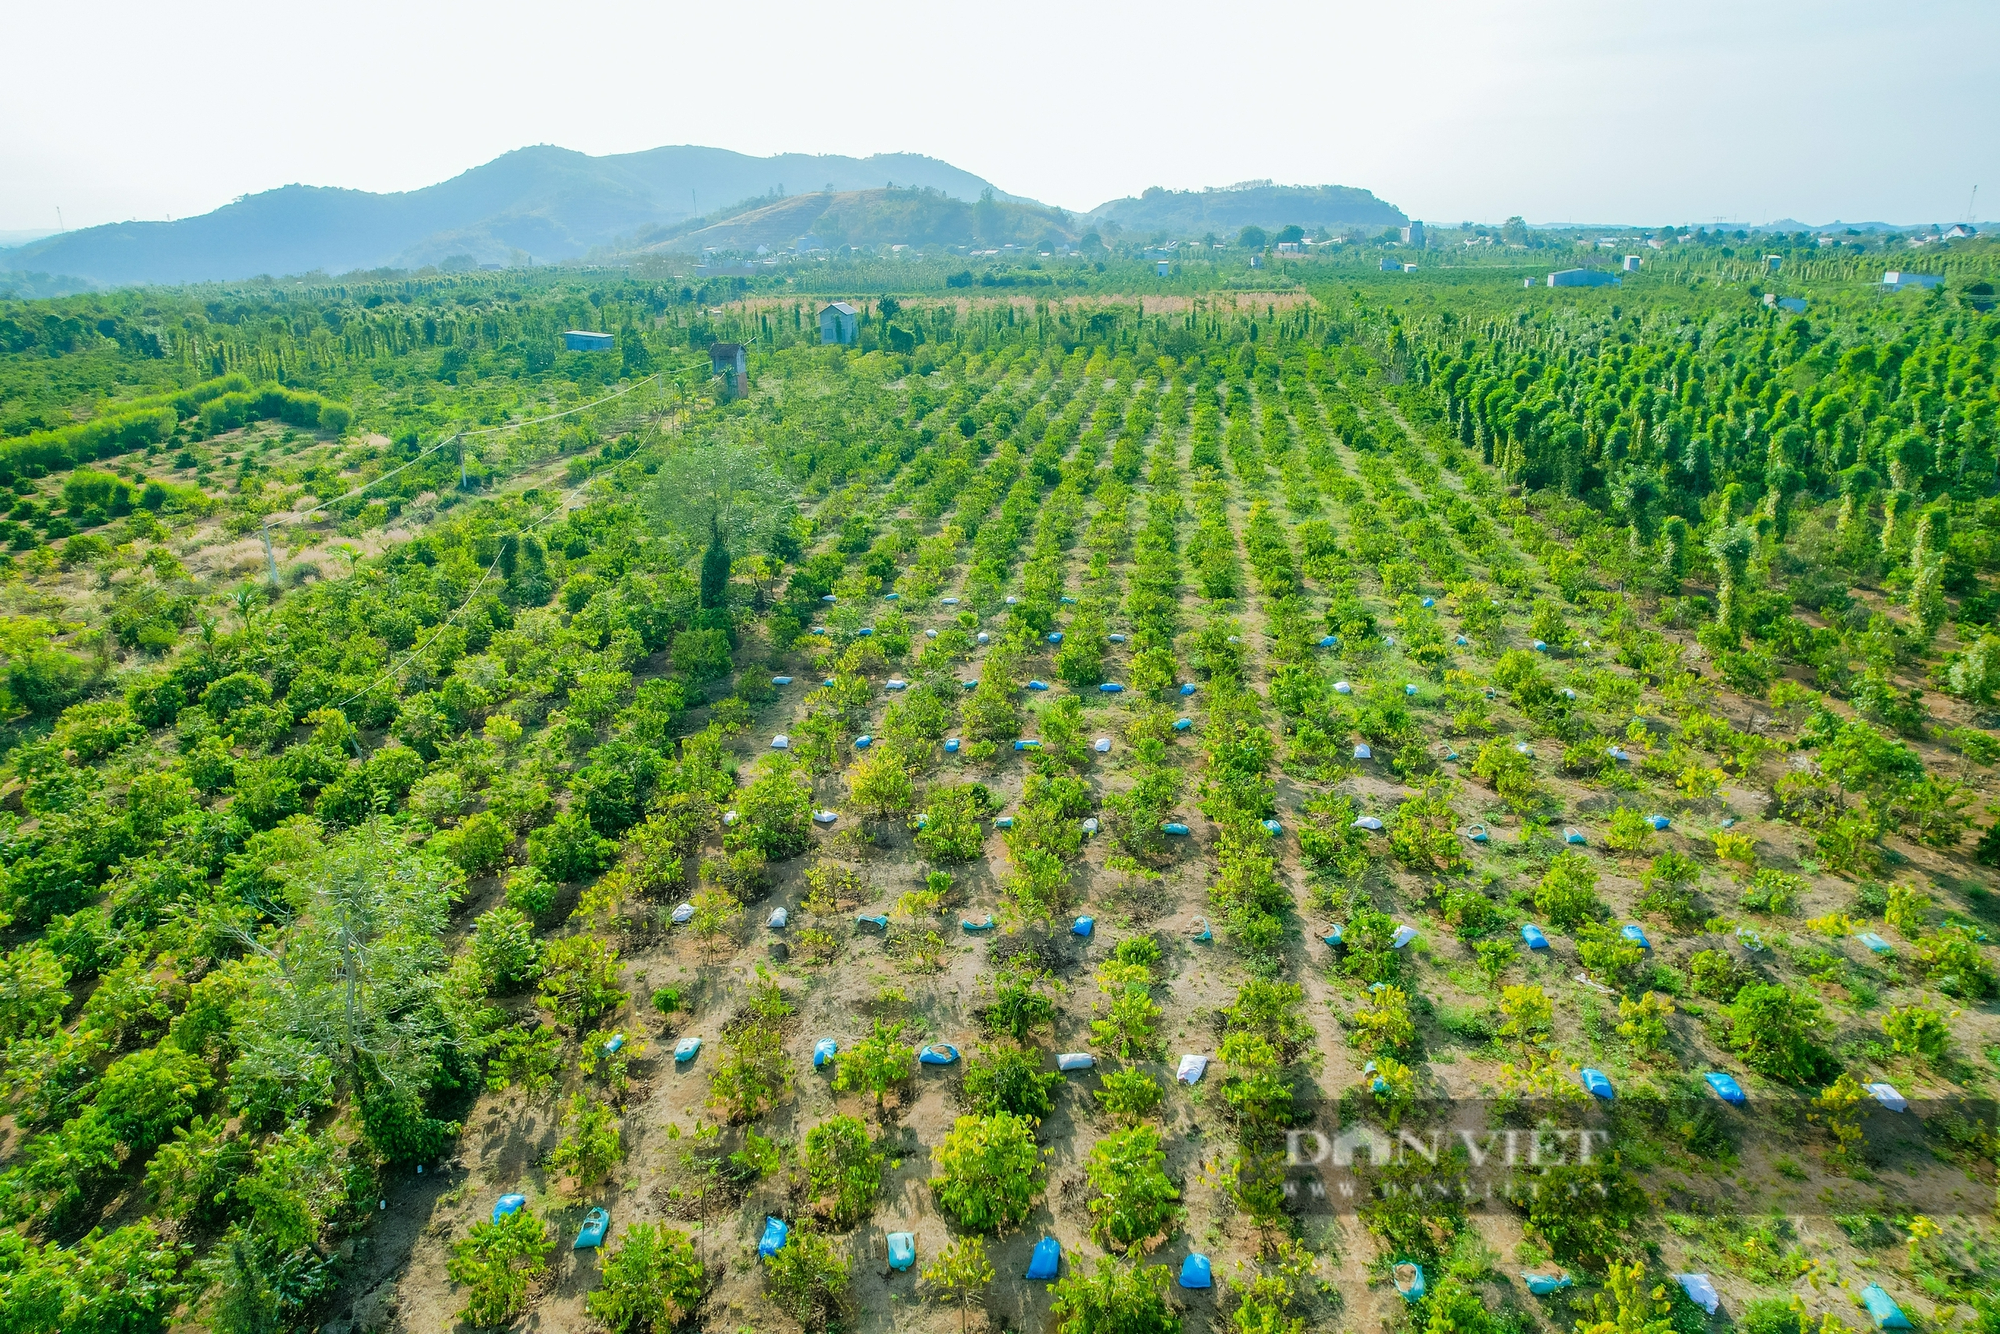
[260, 518, 280, 587]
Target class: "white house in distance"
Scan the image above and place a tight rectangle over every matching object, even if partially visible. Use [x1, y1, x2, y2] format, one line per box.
[1401, 220, 1425, 247]
[1881, 271, 1943, 292]
[819, 302, 859, 345]
[1622, 255, 1641, 272]
[1763, 294, 1808, 314]
[1547, 269, 1620, 288]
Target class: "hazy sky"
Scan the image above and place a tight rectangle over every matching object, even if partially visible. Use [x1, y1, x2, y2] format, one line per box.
[4, 0, 1995, 234]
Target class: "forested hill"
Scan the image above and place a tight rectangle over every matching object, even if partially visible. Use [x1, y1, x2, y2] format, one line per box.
[0, 146, 1016, 288]
[616, 187, 1081, 257]
[1090, 182, 1407, 237]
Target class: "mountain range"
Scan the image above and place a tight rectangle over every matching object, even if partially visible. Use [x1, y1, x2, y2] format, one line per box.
[0, 146, 1028, 289]
[0, 146, 1410, 290]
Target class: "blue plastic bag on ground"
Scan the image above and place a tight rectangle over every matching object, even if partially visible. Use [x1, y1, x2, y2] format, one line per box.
[1522, 1272, 1570, 1295]
[813, 1039, 838, 1068]
[1673, 1274, 1718, 1315]
[1179, 1253, 1213, 1289]
[1026, 1236, 1061, 1280]
[759, 1216, 789, 1258]
[1580, 1068, 1615, 1099]
[492, 1194, 526, 1223]
[887, 1231, 915, 1271]
[1057, 1053, 1095, 1071]
[1860, 1284, 1912, 1329]
[1704, 1071, 1746, 1104]
[1072, 916, 1094, 937]
[1521, 925, 1549, 949]
[574, 1207, 608, 1250]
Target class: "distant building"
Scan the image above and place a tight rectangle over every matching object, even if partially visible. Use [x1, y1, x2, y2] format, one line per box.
[709, 342, 748, 398]
[1380, 257, 1403, 272]
[1763, 294, 1807, 313]
[820, 301, 859, 345]
[1547, 269, 1620, 288]
[1276, 241, 1302, 255]
[1622, 255, 1641, 272]
[1401, 220, 1425, 247]
[1945, 223, 1978, 240]
[563, 330, 614, 352]
[1881, 271, 1943, 291]
[1764, 255, 1782, 272]
[1156, 260, 1171, 276]
[1402, 263, 1418, 272]
[1249, 254, 1262, 269]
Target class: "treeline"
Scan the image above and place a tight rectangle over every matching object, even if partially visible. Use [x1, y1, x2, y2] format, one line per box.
[0, 375, 352, 482]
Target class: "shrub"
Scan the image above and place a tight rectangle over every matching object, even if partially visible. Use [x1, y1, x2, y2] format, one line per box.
[670, 628, 732, 683]
[708, 1020, 793, 1123]
[1605, 807, 1654, 854]
[442, 811, 510, 876]
[1689, 949, 1750, 1002]
[1085, 1124, 1179, 1253]
[762, 1226, 850, 1329]
[550, 1090, 622, 1193]
[930, 1112, 1043, 1233]
[1616, 991, 1675, 1057]
[1727, 983, 1828, 1083]
[447, 1204, 551, 1327]
[1576, 923, 1647, 990]
[1882, 1004, 1951, 1061]
[1637, 851, 1702, 927]
[803, 1114, 884, 1227]
[962, 1046, 1061, 1119]
[731, 755, 814, 860]
[585, 1222, 705, 1332]
[472, 908, 540, 991]
[1471, 738, 1536, 810]
[980, 960, 1057, 1041]
[504, 866, 558, 920]
[1512, 1160, 1646, 1270]
[1349, 985, 1416, 1055]
[922, 1235, 995, 1334]
[1095, 1068, 1165, 1123]
[847, 751, 915, 819]
[1915, 926, 1996, 998]
[1535, 851, 1601, 929]
[689, 886, 742, 954]
[537, 935, 626, 1027]
[1048, 1257, 1179, 1334]
[831, 1019, 915, 1109]
[527, 809, 615, 883]
[97, 1045, 215, 1149]
[1491, 987, 1551, 1054]
[915, 784, 994, 863]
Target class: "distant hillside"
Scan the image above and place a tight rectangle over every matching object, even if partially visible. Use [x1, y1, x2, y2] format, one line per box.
[620, 187, 1078, 256]
[1091, 182, 1406, 237]
[3, 146, 1021, 288]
